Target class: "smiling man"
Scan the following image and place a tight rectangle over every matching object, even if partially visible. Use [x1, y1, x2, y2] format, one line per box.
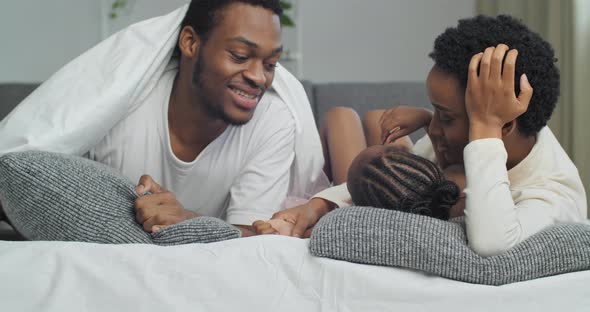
[0, 0, 317, 237]
[95, 0, 294, 236]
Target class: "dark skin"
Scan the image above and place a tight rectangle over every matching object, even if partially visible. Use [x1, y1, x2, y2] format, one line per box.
[464, 45, 535, 168]
[134, 3, 282, 236]
[271, 44, 535, 238]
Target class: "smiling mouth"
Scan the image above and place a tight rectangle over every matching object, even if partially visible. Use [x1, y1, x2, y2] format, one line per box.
[229, 86, 258, 99]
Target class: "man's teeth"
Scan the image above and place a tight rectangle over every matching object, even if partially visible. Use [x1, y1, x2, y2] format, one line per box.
[232, 88, 256, 99]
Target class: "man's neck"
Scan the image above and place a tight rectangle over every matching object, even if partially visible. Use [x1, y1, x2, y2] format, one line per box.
[167, 75, 228, 162]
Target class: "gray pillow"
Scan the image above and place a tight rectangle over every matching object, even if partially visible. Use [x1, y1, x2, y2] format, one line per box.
[310, 207, 590, 285]
[0, 151, 240, 244]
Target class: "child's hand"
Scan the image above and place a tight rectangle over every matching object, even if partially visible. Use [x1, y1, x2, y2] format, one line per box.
[465, 44, 533, 141]
[267, 219, 295, 235]
[252, 219, 295, 236]
[252, 220, 278, 235]
[380, 106, 433, 144]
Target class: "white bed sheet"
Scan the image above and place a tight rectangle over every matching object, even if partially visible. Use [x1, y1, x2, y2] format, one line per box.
[1, 235, 589, 312]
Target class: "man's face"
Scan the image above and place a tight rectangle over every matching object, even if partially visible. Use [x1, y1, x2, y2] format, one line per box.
[426, 65, 470, 168]
[190, 3, 282, 125]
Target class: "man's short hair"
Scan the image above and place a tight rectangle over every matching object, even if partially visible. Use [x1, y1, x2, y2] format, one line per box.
[174, 0, 283, 56]
[429, 15, 560, 136]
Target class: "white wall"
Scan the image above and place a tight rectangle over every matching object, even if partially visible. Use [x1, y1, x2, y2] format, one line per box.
[0, 0, 102, 83]
[298, 0, 475, 82]
[103, 0, 189, 37]
[0, 0, 188, 83]
[0, 0, 475, 83]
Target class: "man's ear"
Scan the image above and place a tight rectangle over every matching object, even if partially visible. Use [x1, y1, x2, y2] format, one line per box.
[502, 120, 518, 138]
[178, 26, 201, 58]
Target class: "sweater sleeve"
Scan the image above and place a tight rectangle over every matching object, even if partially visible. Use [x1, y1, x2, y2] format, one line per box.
[463, 139, 579, 256]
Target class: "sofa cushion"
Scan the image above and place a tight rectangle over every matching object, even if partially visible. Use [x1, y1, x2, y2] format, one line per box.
[0, 221, 24, 241]
[0, 151, 241, 244]
[310, 207, 590, 285]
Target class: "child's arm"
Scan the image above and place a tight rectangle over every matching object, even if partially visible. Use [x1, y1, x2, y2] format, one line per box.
[379, 106, 433, 145]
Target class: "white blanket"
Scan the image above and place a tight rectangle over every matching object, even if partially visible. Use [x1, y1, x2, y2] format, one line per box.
[1, 236, 589, 312]
[0, 5, 325, 199]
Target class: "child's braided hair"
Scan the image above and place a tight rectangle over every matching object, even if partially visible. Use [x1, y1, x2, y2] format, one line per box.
[348, 148, 459, 220]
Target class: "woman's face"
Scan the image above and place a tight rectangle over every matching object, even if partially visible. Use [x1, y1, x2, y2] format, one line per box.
[426, 65, 470, 169]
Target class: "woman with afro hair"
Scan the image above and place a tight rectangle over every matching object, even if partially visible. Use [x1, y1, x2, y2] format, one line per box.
[269, 15, 587, 257]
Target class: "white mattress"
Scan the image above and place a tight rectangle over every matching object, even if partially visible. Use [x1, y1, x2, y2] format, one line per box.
[1, 235, 589, 311]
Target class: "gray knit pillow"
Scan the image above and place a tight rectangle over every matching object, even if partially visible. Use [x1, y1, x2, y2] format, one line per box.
[310, 207, 590, 285]
[0, 151, 240, 244]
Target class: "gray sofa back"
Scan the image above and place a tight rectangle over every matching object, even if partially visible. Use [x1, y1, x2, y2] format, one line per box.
[304, 81, 429, 141]
[0, 83, 39, 120]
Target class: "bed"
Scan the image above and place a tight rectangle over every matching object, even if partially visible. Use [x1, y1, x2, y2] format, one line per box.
[1, 235, 589, 311]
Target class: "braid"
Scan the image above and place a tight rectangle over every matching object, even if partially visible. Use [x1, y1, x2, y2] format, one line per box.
[348, 148, 459, 220]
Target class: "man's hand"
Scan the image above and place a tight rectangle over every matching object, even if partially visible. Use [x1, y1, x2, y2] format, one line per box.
[465, 44, 533, 141]
[270, 198, 335, 238]
[134, 175, 199, 232]
[380, 106, 433, 144]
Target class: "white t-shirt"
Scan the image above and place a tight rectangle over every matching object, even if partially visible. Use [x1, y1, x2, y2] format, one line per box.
[89, 67, 296, 226]
[314, 128, 587, 256]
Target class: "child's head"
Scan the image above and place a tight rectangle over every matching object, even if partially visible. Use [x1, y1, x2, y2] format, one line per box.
[347, 146, 460, 220]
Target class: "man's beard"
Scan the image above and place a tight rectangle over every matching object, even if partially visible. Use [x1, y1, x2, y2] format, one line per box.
[192, 54, 248, 126]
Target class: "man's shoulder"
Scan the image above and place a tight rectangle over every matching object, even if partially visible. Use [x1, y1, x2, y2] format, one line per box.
[251, 90, 295, 129]
[128, 66, 177, 115]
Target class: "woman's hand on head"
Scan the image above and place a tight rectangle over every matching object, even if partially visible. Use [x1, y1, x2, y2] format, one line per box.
[465, 44, 533, 141]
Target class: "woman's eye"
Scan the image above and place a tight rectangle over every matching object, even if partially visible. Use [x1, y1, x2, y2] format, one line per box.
[265, 63, 277, 71]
